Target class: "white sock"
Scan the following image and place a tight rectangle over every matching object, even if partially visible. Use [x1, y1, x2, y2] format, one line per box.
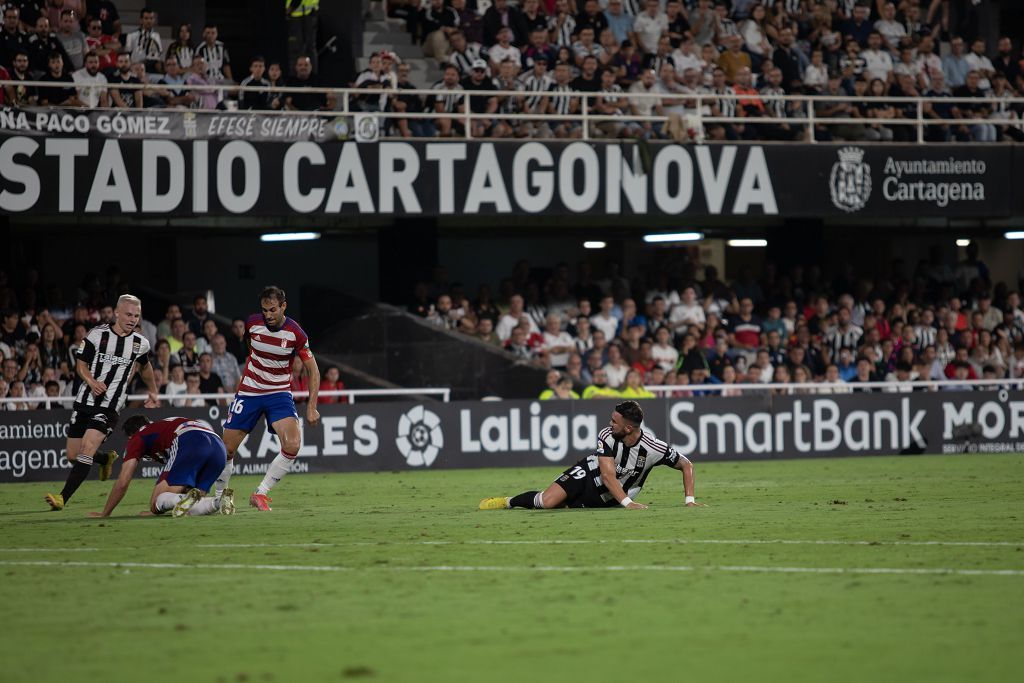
[256, 453, 294, 495]
[214, 459, 234, 497]
[187, 497, 220, 516]
[533, 492, 546, 509]
[154, 492, 184, 513]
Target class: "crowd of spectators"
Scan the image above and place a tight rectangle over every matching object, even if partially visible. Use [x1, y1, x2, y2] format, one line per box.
[410, 244, 1024, 398]
[0, 269, 347, 410]
[362, 0, 1024, 141]
[0, 3, 337, 112]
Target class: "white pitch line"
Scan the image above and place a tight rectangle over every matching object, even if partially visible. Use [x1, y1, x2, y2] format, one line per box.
[197, 538, 1023, 549]
[1, 559, 1022, 577]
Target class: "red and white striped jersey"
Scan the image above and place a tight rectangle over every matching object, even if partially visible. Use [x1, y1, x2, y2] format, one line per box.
[237, 314, 313, 396]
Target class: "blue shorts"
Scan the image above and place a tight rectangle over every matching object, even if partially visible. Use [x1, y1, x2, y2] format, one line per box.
[158, 430, 228, 492]
[223, 392, 298, 435]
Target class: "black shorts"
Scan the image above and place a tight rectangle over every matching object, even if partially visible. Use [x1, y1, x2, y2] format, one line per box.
[68, 404, 119, 439]
[553, 458, 617, 509]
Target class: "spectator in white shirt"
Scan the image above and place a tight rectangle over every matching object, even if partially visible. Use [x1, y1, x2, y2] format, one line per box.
[671, 36, 703, 77]
[541, 314, 575, 369]
[670, 286, 706, 332]
[873, 2, 906, 54]
[497, 294, 539, 341]
[632, 0, 668, 55]
[862, 31, 893, 83]
[589, 295, 620, 341]
[964, 38, 995, 91]
[488, 26, 521, 70]
[72, 50, 108, 107]
[603, 344, 630, 388]
[651, 326, 679, 371]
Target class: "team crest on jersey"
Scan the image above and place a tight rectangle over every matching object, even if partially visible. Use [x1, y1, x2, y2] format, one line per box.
[635, 454, 647, 470]
[281, 338, 288, 348]
[132, 341, 141, 354]
[829, 146, 871, 213]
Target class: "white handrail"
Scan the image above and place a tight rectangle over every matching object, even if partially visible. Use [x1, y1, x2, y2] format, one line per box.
[3, 82, 1021, 143]
[643, 377, 1024, 394]
[0, 387, 451, 408]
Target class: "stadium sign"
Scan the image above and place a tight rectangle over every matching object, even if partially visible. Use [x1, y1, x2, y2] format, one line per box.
[0, 133, 1014, 217]
[2, 392, 1023, 483]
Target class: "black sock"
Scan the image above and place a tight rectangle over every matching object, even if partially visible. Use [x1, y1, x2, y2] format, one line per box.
[509, 491, 540, 509]
[59, 461, 93, 503]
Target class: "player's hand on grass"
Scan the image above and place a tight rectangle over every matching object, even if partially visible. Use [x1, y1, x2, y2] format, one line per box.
[625, 502, 648, 510]
[87, 512, 107, 518]
[306, 406, 321, 427]
[90, 380, 107, 396]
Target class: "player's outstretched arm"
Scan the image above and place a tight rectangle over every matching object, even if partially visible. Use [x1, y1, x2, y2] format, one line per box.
[674, 456, 706, 507]
[137, 361, 160, 407]
[89, 457, 139, 518]
[302, 355, 321, 426]
[599, 456, 647, 509]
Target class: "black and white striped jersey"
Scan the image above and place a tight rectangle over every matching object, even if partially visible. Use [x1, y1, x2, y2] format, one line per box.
[584, 427, 687, 503]
[519, 72, 554, 111]
[712, 86, 737, 117]
[824, 324, 864, 361]
[196, 40, 231, 81]
[760, 85, 787, 119]
[429, 81, 464, 113]
[546, 82, 576, 115]
[448, 43, 488, 75]
[548, 14, 577, 47]
[74, 325, 151, 412]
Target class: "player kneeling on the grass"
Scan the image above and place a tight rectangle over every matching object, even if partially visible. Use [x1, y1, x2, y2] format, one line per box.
[480, 400, 704, 510]
[89, 415, 234, 518]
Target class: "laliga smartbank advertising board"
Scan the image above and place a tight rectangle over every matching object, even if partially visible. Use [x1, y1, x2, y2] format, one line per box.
[0, 112, 1015, 217]
[2, 392, 1024, 483]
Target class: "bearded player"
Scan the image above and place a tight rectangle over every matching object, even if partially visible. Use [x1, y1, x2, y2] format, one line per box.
[89, 415, 233, 518]
[214, 286, 320, 511]
[479, 401, 704, 510]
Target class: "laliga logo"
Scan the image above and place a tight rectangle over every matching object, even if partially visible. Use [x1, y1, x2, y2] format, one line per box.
[829, 146, 871, 212]
[396, 405, 444, 467]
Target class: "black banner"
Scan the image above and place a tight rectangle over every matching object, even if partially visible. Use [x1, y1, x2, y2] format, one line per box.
[0, 134, 1012, 217]
[2, 392, 1022, 483]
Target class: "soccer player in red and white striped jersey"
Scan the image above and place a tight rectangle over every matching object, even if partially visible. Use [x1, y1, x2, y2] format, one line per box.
[217, 286, 321, 511]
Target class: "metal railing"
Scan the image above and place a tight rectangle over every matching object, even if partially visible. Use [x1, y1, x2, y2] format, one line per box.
[0, 387, 451, 409]
[3, 80, 1022, 143]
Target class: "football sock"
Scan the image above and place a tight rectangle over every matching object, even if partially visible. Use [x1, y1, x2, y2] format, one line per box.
[154, 492, 185, 513]
[187, 497, 220, 516]
[59, 454, 94, 503]
[214, 459, 234, 497]
[256, 451, 296, 495]
[509, 491, 541, 509]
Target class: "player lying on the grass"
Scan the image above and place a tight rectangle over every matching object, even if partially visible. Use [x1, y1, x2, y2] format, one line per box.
[479, 400, 704, 510]
[89, 415, 235, 518]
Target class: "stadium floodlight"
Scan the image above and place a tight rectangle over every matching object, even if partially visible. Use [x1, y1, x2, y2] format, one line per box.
[727, 239, 768, 247]
[583, 241, 607, 249]
[1005, 231, 1024, 240]
[642, 232, 703, 243]
[260, 232, 321, 242]
[955, 239, 971, 247]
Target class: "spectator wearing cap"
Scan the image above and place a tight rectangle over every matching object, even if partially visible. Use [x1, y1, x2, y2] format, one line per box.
[483, 0, 529, 47]
[489, 26, 521, 70]
[462, 58, 499, 137]
[419, 0, 458, 60]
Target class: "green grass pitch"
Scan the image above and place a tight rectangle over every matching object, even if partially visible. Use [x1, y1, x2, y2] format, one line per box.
[1, 454, 1022, 683]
